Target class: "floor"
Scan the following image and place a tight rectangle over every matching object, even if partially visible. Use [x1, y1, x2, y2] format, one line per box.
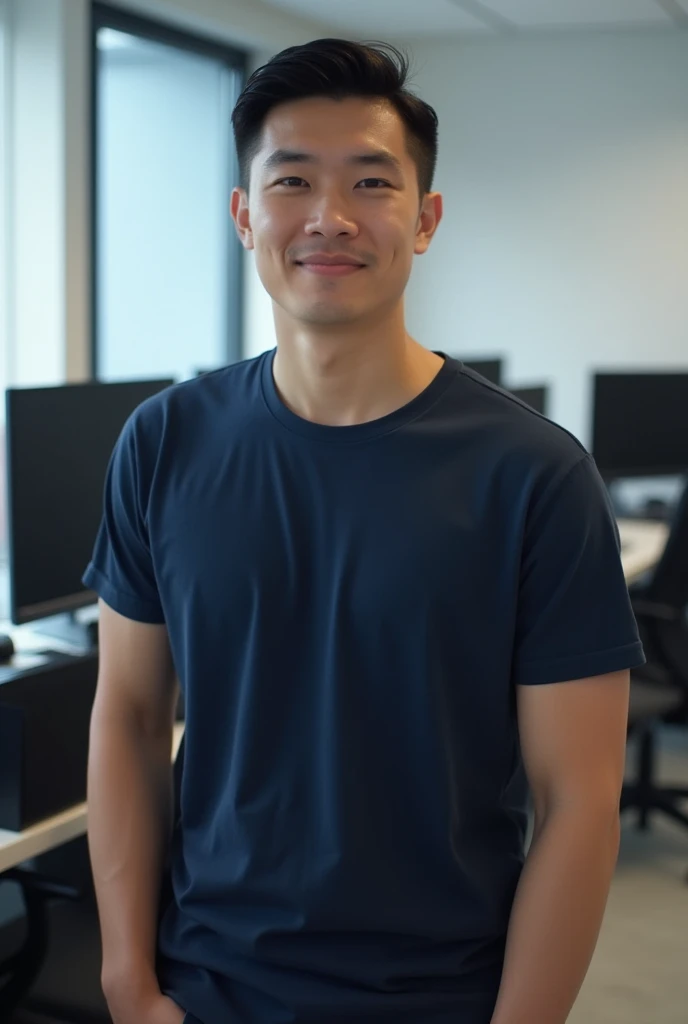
[569, 727, 688, 1024]
[8, 729, 688, 1024]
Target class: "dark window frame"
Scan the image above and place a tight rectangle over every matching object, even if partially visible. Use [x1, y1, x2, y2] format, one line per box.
[90, 2, 247, 379]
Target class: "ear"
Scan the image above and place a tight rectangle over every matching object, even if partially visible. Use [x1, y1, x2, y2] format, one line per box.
[231, 187, 254, 250]
[414, 192, 443, 256]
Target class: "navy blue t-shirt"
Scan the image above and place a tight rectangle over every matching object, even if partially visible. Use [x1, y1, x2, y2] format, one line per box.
[84, 351, 644, 1024]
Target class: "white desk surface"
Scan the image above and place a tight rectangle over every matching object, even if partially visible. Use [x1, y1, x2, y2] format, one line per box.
[617, 518, 669, 585]
[0, 518, 670, 873]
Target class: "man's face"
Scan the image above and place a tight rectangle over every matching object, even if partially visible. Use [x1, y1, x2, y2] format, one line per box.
[231, 96, 442, 328]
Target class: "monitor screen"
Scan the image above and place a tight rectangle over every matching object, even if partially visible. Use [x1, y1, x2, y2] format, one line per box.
[6, 379, 174, 625]
[592, 372, 688, 478]
[510, 386, 548, 416]
[459, 358, 503, 385]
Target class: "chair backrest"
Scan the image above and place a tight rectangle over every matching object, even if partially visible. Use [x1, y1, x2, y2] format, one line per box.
[645, 475, 688, 608]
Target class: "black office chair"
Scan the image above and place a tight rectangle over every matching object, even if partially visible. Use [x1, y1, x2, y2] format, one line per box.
[0, 851, 110, 1024]
[621, 477, 688, 841]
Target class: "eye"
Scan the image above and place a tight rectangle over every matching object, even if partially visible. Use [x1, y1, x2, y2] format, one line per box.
[275, 176, 308, 188]
[356, 178, 392, 189]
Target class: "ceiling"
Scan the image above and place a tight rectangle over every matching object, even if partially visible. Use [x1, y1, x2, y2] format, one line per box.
[259, 0, 688, 38]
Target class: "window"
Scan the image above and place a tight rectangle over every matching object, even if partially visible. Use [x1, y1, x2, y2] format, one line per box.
[92, 5, 246, 383]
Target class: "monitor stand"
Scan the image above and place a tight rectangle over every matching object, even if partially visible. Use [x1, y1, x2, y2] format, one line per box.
[33, 611, 98, 653]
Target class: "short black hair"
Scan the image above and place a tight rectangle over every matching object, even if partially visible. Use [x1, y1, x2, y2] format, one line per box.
[232, 38, 439, 196]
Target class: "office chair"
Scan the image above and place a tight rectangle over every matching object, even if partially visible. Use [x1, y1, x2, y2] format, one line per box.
[0, 856, 112, 1024]
[621, 477, 688, 842]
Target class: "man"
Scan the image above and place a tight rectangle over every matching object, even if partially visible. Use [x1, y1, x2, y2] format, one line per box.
[85, 39, 644, 1024]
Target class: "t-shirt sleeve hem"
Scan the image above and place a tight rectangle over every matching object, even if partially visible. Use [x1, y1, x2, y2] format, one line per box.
[514, 640, 646, 686]
[82, 563, 165, 625]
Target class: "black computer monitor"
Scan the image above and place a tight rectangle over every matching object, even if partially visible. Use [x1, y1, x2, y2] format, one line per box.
[592, 372, 688, 479]
[459, 358, 503, 385]
[5, 378, 174, 628]
[510, 386, 548, 416]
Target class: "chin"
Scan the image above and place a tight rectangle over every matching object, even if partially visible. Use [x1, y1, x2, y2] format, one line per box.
[297, 302, 363, 326]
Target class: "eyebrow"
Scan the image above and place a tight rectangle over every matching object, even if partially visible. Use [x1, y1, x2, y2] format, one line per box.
[263, 148, 403, 173]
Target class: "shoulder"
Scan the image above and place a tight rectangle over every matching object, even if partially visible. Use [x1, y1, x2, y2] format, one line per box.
[449, 360, 591, 494]
[125, 351, 269, 446]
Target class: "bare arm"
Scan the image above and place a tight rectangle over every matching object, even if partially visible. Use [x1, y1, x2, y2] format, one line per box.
[87, 599, 181, 1017]
[490, 670, 630, 1024]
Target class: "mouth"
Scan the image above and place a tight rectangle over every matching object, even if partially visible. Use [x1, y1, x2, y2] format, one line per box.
[294, 259, 366, 278]
[296, 263, 364, 277]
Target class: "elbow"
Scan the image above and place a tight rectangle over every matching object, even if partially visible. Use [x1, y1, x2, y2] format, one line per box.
[533, 793, 622, 840]
[90, 682, 176, 741]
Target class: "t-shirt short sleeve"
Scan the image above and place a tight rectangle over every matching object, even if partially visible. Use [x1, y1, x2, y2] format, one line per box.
[513, 453, 645, 686]
[82, 413, 165, 624]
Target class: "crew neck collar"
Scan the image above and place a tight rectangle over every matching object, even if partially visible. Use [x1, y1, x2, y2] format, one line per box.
[260, 348, 460, 444]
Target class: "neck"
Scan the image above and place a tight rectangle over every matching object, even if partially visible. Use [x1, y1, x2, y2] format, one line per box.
[271, 305, 444, 427]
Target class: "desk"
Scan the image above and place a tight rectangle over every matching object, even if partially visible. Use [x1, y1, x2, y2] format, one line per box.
[617, 518, 670, 586]
[0, 724, 185, 875]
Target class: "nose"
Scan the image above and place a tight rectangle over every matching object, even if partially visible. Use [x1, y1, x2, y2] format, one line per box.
[304, 192, 358, 239]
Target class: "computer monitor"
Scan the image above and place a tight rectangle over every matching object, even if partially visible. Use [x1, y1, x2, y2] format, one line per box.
[459, 358, 503, 385]
[592, 372, 688, 479]
[510, 386, 548, 416]
[5, 379, 174, 630]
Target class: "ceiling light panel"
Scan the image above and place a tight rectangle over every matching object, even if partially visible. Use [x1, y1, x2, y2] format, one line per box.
[262, 0, 492, 36]
[481, 0, 672, 27]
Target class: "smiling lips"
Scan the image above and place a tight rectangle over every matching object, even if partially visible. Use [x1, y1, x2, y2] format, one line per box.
[295, 254, 366, 277]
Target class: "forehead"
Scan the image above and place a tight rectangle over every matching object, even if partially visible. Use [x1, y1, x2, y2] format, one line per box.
[254, 96, 411, 168]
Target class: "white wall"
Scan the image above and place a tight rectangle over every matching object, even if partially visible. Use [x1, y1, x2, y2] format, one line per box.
[405, 31, 688, 445]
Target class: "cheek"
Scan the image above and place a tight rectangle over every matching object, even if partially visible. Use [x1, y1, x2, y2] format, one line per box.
[373, 212, 418, 253]
[251, 204, 298, 249]
[383, 230, 418, 273]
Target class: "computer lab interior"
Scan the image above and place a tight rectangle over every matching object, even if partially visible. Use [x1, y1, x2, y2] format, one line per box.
[0, 1, 687, 1022]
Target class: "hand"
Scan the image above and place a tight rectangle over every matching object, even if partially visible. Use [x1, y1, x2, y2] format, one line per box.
[107, 989, 186, 1024]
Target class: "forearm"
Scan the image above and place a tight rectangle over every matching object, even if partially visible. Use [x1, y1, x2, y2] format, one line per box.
[490, 805, 620, 1024]
[87, 700, 174, 997]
